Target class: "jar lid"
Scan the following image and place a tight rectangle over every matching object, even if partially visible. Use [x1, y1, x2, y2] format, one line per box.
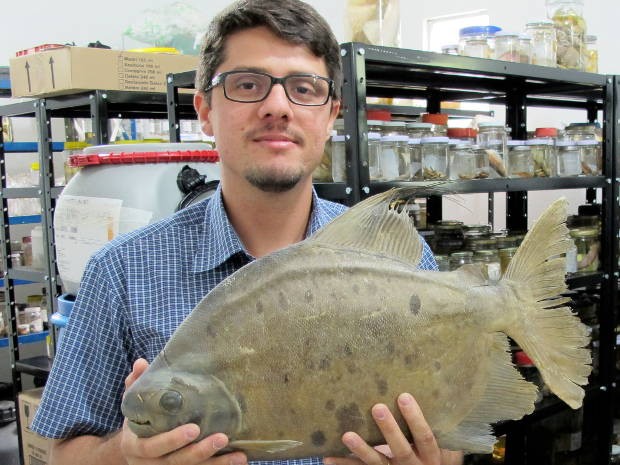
[477, 122, 506, 129]
[459, 25, 502, 37]
[447, 127, 477, 138]
[575, 139, 599, 146]
[420, 136, 450, 144]
[367, 109, 391, 121]
[507, 140, 527, 146]
[408, 138, 421, 145]
[534, 127, 558, 137]
[570, 227, 599, 237]
[525, 19, 554, 28]
[421, 113, 449, 125]
[367, 120, 386, 126]
[383, 121, 407, 127]
[368, 132, 382, 140]
[450, 251, 474, 257]
[332, 135, 346, 142]
[526, 138, 553, 145]
[406, 122, 433, 129]
[434, 220, 463, 230]
[381, 135, 409, 142]
[495, 31, 519, 38]
[556, 140, 578, 147]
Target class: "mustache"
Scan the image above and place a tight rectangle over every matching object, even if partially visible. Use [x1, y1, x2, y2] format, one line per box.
[247, 124, 304, 144]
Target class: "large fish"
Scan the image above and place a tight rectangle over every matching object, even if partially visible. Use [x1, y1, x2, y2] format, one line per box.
[121, 188, 591, 459]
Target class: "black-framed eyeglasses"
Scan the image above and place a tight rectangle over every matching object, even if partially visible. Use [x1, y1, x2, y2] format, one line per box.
[205, 70, 334, 106]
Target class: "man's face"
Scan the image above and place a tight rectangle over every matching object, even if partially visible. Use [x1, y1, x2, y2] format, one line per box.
[194, 26, 340, 193]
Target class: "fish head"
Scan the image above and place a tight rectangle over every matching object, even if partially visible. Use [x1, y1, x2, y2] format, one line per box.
[122, 357, 242, 440]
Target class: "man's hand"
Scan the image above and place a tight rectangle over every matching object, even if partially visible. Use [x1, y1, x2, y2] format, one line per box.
[323, 393, 463, 465]
[120, 359, 249, 465]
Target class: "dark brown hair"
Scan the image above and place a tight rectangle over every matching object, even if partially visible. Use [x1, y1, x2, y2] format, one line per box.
[196, 0, 342, 101]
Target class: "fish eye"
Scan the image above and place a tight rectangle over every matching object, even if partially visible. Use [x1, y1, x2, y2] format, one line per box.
[159, 390, 183, 413]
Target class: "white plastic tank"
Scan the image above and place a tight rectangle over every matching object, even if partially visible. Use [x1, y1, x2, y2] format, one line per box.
[54, 142, 220, 296]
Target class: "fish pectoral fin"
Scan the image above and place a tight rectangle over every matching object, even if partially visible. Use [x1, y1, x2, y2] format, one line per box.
[229, 439, 303, 454]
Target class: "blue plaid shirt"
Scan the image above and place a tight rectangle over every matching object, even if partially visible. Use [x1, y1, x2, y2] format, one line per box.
[32, 185, 437, 465]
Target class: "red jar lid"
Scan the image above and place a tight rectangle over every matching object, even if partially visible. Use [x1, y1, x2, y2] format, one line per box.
[367, 109, 392, 121]
[513, 350, 534, 367]
[534, 127, 558, 137]
[422, 113, 449, 125]
[447, 127, 477, 138]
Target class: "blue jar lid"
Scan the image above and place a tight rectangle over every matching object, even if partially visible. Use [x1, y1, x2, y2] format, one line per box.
[459, 25, 502, 38]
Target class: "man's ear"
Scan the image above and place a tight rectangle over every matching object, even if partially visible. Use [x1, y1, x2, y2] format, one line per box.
[194, 91, 214, 136]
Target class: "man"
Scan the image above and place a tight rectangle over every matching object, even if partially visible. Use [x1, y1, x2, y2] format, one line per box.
[32, 1, 460, 464]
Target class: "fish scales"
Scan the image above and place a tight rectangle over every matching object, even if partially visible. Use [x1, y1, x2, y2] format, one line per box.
[122, 188, 591, 459]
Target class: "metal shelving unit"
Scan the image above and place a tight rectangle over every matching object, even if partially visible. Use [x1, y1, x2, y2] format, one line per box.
[165, 47, 618, 463]
[0, 89, 181, 464]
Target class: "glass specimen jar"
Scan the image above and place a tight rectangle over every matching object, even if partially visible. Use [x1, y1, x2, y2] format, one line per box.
[584, 35, 598, 73]
[420, 136, 449, 180]
[476, 122, 508, 177]
[408, 138, 422, 180]
[524, 20, 557, 67]
[345, 0, 401, 47]
[380, 135, 410, 180]
[368, 132, 383, 180]
[449, 142, 477, 180]
[507, 141, 535, 178]
[331, 135, 346, 182]
[577, 139, 602, 175]
[526, 138, 556, 177]
[546, 0, 586, 70]
[556, 140, 582, 176]
[494, 32, 521, 62]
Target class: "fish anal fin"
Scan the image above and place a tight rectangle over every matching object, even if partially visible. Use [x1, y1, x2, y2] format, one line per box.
[229, 439, 303, 454]
[439, 334, 538, 453]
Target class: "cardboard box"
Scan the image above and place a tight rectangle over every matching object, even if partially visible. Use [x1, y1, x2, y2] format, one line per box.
[18, 388, 51, 465]
[9, 46, 198, 98]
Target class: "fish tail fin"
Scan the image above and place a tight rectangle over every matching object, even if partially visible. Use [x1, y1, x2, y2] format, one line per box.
[502, 198, 591, 409]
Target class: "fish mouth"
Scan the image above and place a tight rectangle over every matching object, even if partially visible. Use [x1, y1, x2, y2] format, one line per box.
[126, 418, 158, 438]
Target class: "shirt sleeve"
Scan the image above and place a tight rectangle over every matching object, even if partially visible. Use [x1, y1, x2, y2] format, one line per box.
[418, 237, 438, 271]
[31, 250, 132, 438]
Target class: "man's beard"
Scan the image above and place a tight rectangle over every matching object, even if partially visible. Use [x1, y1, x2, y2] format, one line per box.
[245, 167, 304, 193]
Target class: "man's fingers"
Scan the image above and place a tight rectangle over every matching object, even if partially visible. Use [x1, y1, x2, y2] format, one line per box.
[370, 404, 415, 464]
[341, 432, 390, 465]
[125, 358, 149, 389]
[397, 394, 439, 464]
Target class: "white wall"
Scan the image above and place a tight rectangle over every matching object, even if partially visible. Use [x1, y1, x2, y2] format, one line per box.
[2, 1, 617, 72]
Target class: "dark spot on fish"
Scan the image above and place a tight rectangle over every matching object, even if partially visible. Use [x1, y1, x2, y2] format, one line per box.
[284, 373, 290, 384]
[235, 394, 247, 413]
[376, 378, 388, 395]
[385, 342, 395, 354]
[206, 325, 216, 338]
[434, 361, 441, 371]
[311, 430, 327, 447]
[352, 283, 360, 294]
[319, 357, 331, 370]
[404, 352, 417, 367]
[278, 291, 288, 309]
[409, 294, 421, 314]
[345, 361, 358, 374]
[432, 389, 440, 398]
[305, 289, 314, 303]
[325, 400, 335, 411]
[343, 344, 353, 356]
[256, 301, 264, 314]
[336, 403, 364, 432]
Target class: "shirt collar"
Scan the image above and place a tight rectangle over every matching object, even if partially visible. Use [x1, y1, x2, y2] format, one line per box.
[193, 184, 333, 273]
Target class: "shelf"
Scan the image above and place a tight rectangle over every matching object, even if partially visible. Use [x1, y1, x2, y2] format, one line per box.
[567, 272, 604, 289]
[8, 215, 40, 225]
[352, 45, 607, 109]
[0, 279, 35, 286]
[15, 355, 51, 378]
[370, 177, 606, 195]
[0, 331, 48, 348]
[5, 269, 46, 283]
[3, 142, 65, 152]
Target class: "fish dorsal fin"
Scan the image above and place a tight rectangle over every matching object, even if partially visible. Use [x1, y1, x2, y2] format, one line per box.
[310, 189, 422, 266]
